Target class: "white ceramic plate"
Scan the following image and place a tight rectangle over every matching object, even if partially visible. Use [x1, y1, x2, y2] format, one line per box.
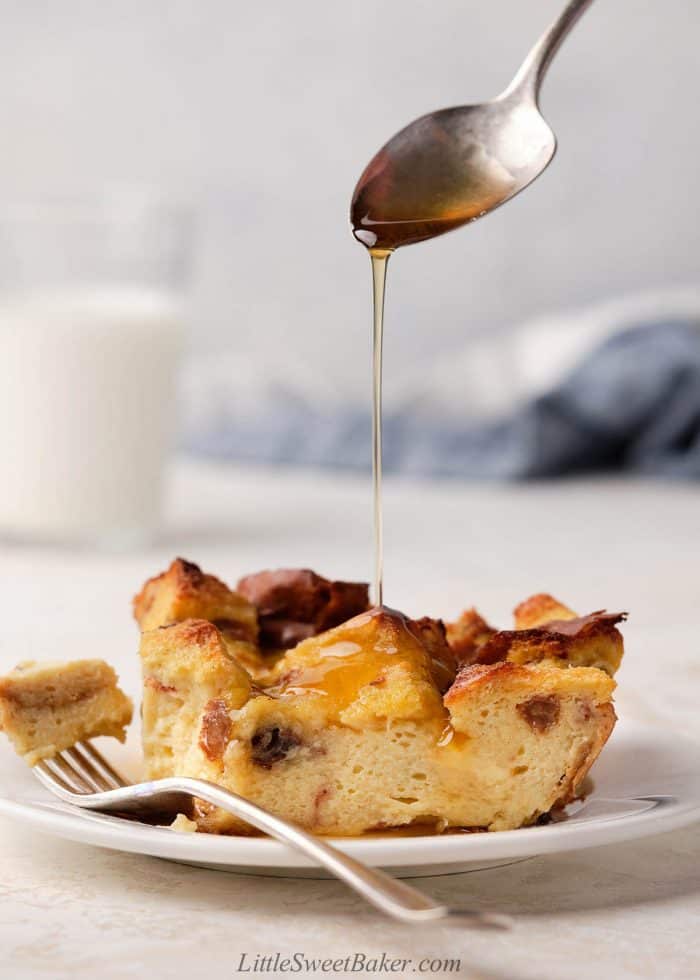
[0, 719, 698, 878]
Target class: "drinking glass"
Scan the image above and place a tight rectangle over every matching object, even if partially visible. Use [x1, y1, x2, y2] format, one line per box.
[0, 190, 192, 546]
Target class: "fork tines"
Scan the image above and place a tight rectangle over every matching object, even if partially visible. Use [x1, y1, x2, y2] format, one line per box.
[35, 740, 126, 795]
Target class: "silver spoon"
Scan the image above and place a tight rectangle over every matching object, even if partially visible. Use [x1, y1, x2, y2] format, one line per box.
[351, 0, 595, 250]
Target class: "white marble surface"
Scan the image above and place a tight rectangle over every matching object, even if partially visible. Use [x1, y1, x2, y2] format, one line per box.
[0, 461, 699, 980]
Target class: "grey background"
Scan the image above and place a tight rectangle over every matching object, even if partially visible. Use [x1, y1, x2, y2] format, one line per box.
[0, 0, 697, 401]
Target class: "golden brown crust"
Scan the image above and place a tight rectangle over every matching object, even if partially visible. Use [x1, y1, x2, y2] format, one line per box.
[142, 618, 249, 678]
[474, 611, 626, 674]
[443, 660, 520, 702]
[538, 611, 627, 637]
[555, 702, 617, 806]
[514, 593, 577, 629]
[446, 595, 626, 677]
[445, 608, 496, 665]
[133, 558, 258, 642]
[444, 657, 615, 707]
[133, 557, 202, 622]
[236, 568, 369, 650]
[405, 616, 457, 693]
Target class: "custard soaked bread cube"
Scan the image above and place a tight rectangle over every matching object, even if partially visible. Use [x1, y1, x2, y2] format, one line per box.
[443, 660, 615, 829]
[236, 568, 370, 650]
[133, 558, 265, 678]
[134, 557, 258, 640]
[134, 560, 370, 678]
[514, 594, 578, 628]
[447, 593, 625, 676]
[138, 601, 619, 836]
[0, 659, 132, 765]
[261, 608, 455, 734]
[446, 608, 496, 665]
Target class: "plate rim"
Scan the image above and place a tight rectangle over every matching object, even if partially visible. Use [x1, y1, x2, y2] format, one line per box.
[0, 719, 698, 869]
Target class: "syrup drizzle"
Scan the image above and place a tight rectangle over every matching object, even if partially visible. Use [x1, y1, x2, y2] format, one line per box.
[370, 248, 391, 608]
[353, 138, 488, 606]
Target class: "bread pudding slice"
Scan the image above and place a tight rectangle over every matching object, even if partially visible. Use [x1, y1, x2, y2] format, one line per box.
[0, 660, 132, 764]
[139, 602, 618, 836]
[448, 592, 625, 676]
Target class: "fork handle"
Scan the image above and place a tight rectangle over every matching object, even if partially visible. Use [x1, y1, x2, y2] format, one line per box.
[504, 0, 595, 103]
[174, 778, 506, 926]
[113, 776, 508, 927]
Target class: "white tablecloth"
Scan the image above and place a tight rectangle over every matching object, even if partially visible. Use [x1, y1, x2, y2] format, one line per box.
[1, 461, 698, 980]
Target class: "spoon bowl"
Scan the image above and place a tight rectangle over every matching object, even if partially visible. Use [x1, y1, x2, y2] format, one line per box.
[351, 0, 593, 250]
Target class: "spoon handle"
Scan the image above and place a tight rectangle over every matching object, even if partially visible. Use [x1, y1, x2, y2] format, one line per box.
[504, 0, 595, 102]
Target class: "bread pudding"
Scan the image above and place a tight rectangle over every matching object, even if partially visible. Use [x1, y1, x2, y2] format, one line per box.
[134, 559, 623, 835]
[447, 593, 625, 675]
[0, 659, 132, 765]
[236, 567, 370, 650]
[0, 557, 625, 837]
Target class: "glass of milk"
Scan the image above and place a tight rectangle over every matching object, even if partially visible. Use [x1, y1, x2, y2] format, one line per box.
[0, 191, 190, 546]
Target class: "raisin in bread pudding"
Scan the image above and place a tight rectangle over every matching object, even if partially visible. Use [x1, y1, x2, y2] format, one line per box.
[0, 659, 132, 764]
[136, 561, 623, 836]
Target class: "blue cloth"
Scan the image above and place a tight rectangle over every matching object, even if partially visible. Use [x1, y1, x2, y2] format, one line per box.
[185, 320, 700, 479]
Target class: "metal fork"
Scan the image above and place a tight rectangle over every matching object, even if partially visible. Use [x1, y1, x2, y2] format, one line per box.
[33, 740, 510, 928]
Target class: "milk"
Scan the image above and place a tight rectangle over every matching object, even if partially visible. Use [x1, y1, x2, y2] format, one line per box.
[0, 287, 183, 542]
